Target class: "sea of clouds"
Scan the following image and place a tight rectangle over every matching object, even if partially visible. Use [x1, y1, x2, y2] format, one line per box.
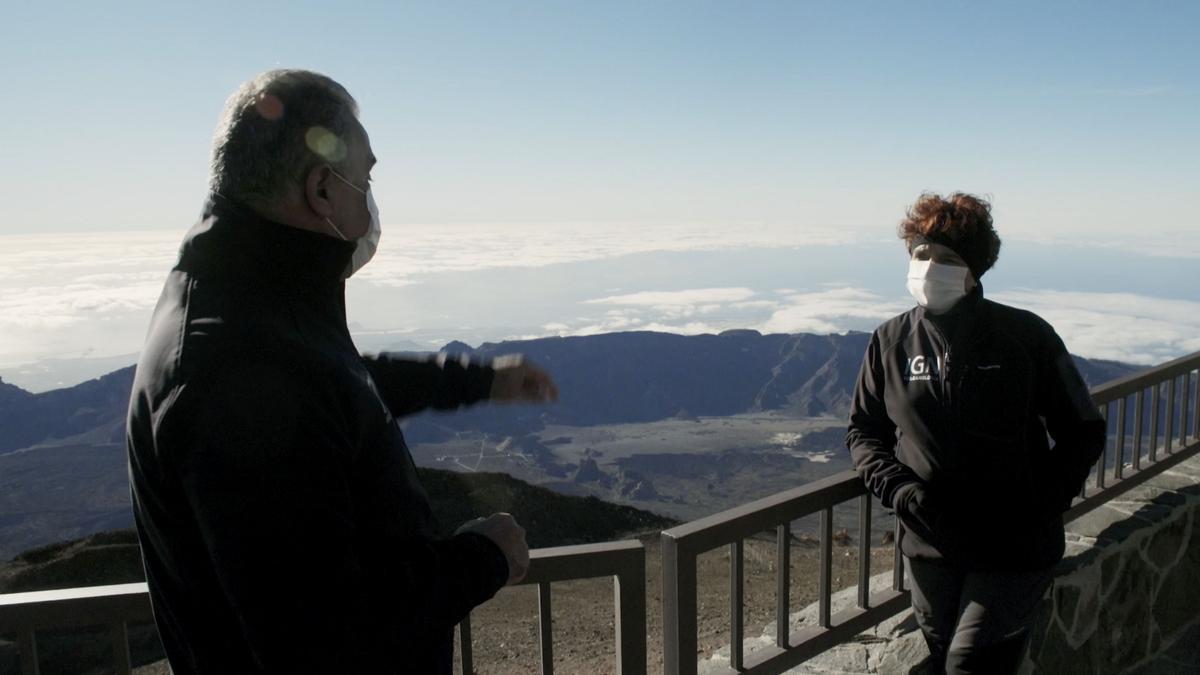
[2, 223, 1198, 391]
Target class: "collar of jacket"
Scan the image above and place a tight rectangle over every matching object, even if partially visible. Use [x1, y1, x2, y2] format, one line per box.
[176, 193, 357, 288]
[915, 283, 985, 326]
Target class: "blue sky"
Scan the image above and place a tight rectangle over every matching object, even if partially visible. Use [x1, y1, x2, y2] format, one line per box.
[3, 1, 1196, 236]
[1, 2, 1198, 390]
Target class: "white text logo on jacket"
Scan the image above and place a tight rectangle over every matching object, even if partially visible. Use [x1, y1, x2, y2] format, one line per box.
[904, 355, 943, 383]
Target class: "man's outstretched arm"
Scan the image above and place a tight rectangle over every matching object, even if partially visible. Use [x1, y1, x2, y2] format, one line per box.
[362, 352, 558, 418]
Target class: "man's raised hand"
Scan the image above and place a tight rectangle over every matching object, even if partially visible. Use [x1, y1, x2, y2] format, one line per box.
[488, 354, 559, 404]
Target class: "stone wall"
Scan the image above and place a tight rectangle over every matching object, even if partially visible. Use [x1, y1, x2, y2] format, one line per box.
[1022, 452, 1200, 674]
[698, 451, 1200, 674]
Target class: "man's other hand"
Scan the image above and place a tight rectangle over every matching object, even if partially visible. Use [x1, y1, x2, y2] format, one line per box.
[455, 513, 530, 585]
[488, 354, 559, 404]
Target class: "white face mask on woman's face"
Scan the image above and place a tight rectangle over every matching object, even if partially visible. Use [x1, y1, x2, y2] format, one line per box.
[907, 260, 971, 312]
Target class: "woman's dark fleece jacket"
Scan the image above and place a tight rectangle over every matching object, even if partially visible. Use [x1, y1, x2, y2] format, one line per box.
[846, 286, 1106, 571]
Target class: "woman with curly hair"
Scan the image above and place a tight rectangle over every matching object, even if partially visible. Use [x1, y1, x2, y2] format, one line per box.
[846, 192, 1106, 673]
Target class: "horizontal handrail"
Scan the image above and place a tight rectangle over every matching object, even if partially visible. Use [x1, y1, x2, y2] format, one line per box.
[523, 539, 644, 583]
[0, 541, 648, 675]
[1089, 351, 1200, 403]
[0, 583, 151, 633]
[662, 471, 866, 554]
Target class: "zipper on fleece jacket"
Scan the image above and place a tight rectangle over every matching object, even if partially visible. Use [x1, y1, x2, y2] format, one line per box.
[923, 316, 954, 412]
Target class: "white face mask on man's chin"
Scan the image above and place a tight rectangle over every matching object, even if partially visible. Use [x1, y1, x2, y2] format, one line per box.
[906, 260, 971, 312]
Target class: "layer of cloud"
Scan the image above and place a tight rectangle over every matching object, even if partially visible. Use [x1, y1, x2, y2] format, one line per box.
[585, 287, 757, 307]
[0, 232, 178, 366]
[3, 227, 1199, 383]
[0, 225, 848, 366]
[992, 290, 1200, 365]
[759, 287, 909, 335]
[547, 285, 1200, 369]
[544, 287, 771, 337]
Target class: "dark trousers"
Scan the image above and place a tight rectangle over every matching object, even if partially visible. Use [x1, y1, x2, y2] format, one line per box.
[905, 556, 1055, 675]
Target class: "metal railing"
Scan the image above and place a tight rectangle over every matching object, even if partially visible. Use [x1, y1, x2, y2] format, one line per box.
[1, 353, 1197, 675]
[661, 472, 907, 675]
[1066, 352, 1200, 522]
[661, 351, 1200, 675]
[0, 583, 152, 675]
[457, 539, 646, 675]
[0, 540, 646, 675]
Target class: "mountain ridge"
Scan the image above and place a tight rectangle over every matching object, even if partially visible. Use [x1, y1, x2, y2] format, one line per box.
[0, 329, 1143, 558]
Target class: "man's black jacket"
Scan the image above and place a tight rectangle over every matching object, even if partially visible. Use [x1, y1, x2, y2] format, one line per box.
[846, 287, 1106, 571]
[126, 195, 510, 674]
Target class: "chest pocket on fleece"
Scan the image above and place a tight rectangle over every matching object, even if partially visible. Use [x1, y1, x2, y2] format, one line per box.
[957, 352, 1033, 444]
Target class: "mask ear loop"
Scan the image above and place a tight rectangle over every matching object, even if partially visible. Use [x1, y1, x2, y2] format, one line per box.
[325, 166, 367, 241]
[325, 217, 348, 240]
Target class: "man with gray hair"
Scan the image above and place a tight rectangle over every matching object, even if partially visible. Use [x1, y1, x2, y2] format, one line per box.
[127, 69, 556, 674]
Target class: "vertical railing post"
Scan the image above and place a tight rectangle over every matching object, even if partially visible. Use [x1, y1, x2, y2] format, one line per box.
[1190, 367, 1200, 441]
[111, 622, 132, 675]
[730, 540, 744, 671]
[1166, 376, 1177, 454]
[776, 524, 791, 648]
[458, 613, 474, 675]
[1096, 403, 1108, 489]
[662, 535, 697, 675]
[1150, 383, 1161, 462]
[614, 548, 646, 675]
[1193, 369, 1200, 441]
[1132, 388, 1144, 471]
[818, 508, 833, 628]
[1115, 396, 1127, 479]
[857, 494, 871, 609]
[893, 519, 904, 592]
[538, 582, 553, 675]
[19, 628, 39, 675]
[1180, 372, 1191, 447]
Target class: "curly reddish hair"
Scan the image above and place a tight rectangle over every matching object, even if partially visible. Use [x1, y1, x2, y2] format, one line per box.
[898, 192, 1001, 279]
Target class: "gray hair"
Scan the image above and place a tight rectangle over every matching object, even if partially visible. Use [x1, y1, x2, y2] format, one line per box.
[209, 69, 360, 207]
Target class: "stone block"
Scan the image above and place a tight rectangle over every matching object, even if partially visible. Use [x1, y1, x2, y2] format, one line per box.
[871, 631, 927, 674]
[1031, 609, 1093, 675]
[1144, 512, 1189, 570]
[1021, 596, 1055, 671]
[1054, 583, 1081, 631]
[1061, 563, 1100, 647]
[1101, 549, 1125, 589]
[1096, 549, 1156, 666]
[1153, 516, 1200, 637]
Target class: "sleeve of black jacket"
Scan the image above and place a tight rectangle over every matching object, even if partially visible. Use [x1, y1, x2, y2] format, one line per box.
[1036, 328, 1107, 511]
[362, 352, 494, 418]
[170, 360, 507, 670]
[846, 331, 924, 509]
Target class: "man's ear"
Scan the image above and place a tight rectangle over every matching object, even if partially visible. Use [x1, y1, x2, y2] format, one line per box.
[304, 164, 336, 218]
